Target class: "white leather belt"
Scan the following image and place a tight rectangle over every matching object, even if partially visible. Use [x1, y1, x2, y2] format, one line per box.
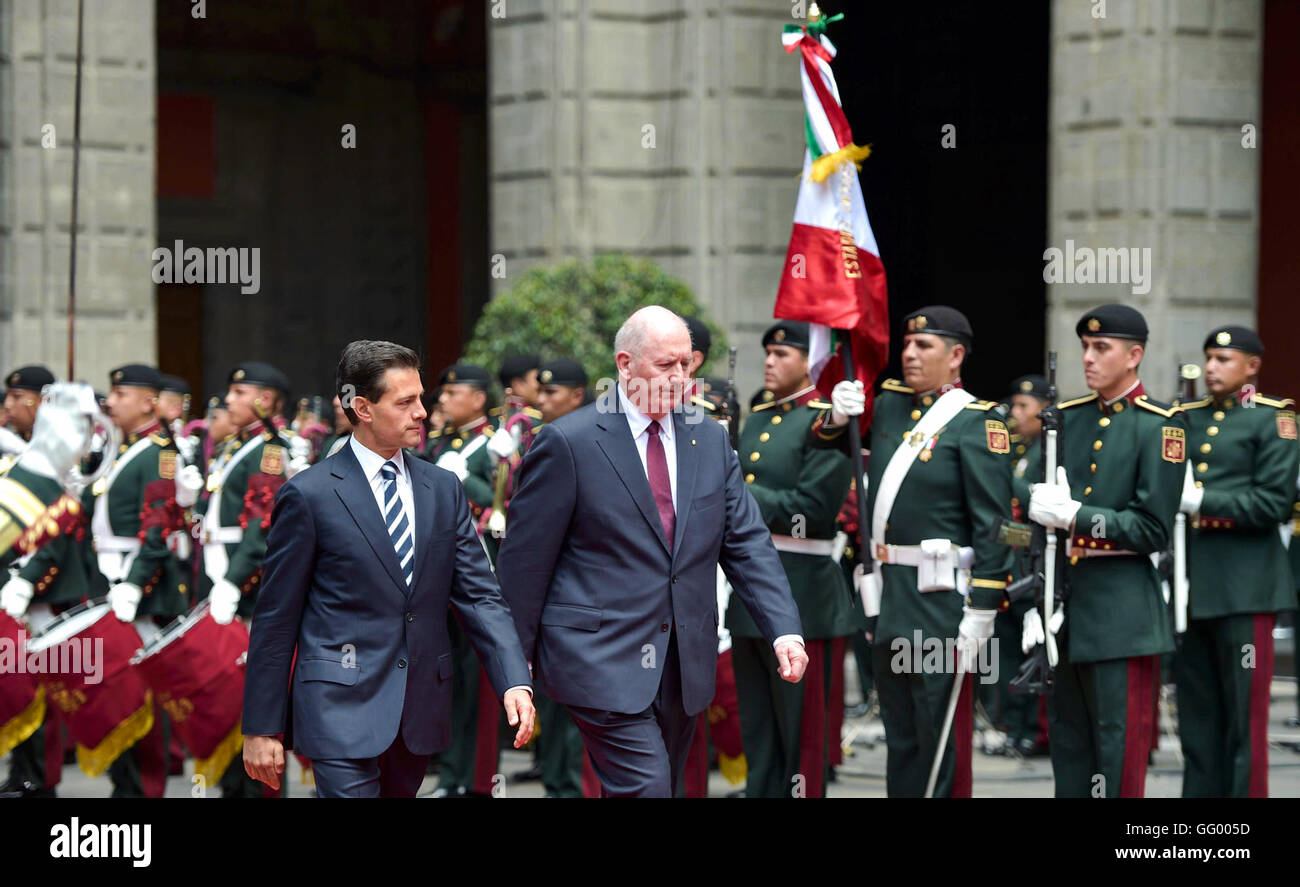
[202, 527, 243, 545]
[94, 536, 141, 554]
[771, 532, 848, 562]
[1070, 547, 1138, 559]
[873, 541, 974, 569]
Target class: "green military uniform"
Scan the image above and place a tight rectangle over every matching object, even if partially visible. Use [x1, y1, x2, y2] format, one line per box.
[1174, 326, 1297, 797]
[1042, 305, 1182, 798]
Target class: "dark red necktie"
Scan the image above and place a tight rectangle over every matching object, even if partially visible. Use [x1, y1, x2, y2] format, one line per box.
[646, 420, 675, 550]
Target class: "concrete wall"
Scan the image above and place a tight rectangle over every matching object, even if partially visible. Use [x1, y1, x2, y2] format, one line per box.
[0, 0, 157, 385]
[1047, 0, 1262, 400]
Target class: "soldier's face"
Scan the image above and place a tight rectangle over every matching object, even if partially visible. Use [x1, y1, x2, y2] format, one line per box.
[356, 368, 426, 450]
[617, 326, 693, 419]
[105, 385, 157, 432]
[901, 334, 963, 392]
[509, 369, 540, 406]
[538, 385, 584, 424]
[1080, 336, 1142, 395]
[438, 384, 486, 428]
[1203, 348, 1259, 398]
[763, 345, 809, 399]
[3, 389, 38, 435]
[207, 407, 235, 443]
[1010, 394, 1046, 438]
[157, 391, 184, 423]
[332, 395, 349, 432]
[225, 384, 276, 428]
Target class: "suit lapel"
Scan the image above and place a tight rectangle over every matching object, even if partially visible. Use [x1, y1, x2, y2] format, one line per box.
[670, 410, 699, 557]
[593, 388, 670, 555]
[331, 444, 410, 599]
[409, 454, 434, 592]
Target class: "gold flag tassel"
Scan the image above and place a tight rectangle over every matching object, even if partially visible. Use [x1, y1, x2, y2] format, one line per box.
[0, 685, 46, 758]
[809, 143, 872, 184]
[192, 719, 245, 786]
[717, 751, 747, 786]
[76, 691, 154, 779]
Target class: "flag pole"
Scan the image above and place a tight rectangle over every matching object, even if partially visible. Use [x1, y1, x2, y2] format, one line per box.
[66, 0, 85, 380]
[838, 333, 870, 552]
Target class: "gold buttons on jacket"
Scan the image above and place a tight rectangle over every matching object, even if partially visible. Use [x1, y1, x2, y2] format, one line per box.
[1090, 463, 1097, 473]
[910, 409, 922, 421]
[1098, 417, 1110, 427]
[770, 415, 782, 425]
[1213, 411, 1225, 421]
[1093, 440, 1103, 451]
[452, 438, 463, 449]
[1200, 443, 1211, 454]
[1207, 426, 1219, 436]
[1084, 486, 1092, 496]
[1197, 462, 1208, 473]
[750, 452, 760, 462]
[745, 473, 754, 484]
[1113, 402, 1124, 412]
[922, 396, 933, 406]
[759, 432, 770, 442]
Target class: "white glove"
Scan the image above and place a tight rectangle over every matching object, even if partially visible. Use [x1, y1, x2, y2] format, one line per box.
[1179, 462, 1203, 515]
[487, 429, 517, 461]
[435, 450, 469, 482]
[829, 380, 866, 427]
[854, 564, 882, 618]
[175, 434, 199, 465]
[285, 456, 311, 479]
[209, 578, 242, 625]
[0, 425, 29, 456]
[289, 435, 312, 464]
[1, 575, 34, 619]
[108, 582, 142, 623]
[175, 464, 204, 509]
[1020, 607, 1065, 655]
[1029, 465, 1081, 531]
[956, 606, 997, 674]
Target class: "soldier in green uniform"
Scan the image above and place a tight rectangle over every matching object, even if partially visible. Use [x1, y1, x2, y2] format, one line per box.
[157, 375, 190, 431]
[812, 306, 1014, 798]
[0, 367, 55, 476]
[197, 361, 294, 797]
[724, 320, 852, 799]
[494, 354, 543, 429]
[1174, 325, 1297, 797]
[1026, 304, 1183, 797]
[317, 394, 352, 463]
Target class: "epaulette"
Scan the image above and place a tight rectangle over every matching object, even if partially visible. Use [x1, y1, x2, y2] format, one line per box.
[1135, 395, 1178, 418]
[1058, 393, 1099, 410]
[880, 379, 914, 395]
[523, 407, 543, 420]
[806, 399, 833, 410]
[1179, 396, 1213, 411]
[489, 406, 503, 416]
[750, 399, 777, 413]
[691, 395, 717, 412]
[1255, 395, 1296, 409]
[482, 427, 495, 438]
[148, 432, 170, 447]
[964, 400, 998, 412]
[428, 429, 444, 441]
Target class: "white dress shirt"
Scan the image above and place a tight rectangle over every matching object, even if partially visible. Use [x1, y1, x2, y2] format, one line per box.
[350, 435, 416, 545]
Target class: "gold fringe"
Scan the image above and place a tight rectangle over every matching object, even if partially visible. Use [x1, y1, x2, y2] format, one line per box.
[301, 760, 314, 787]
[193, 719, 245, 786]
[718, 751, 747, 786]
[0, 685, 46, 758]
[76, 691, 154, 779]
[809, 143, 872, 183]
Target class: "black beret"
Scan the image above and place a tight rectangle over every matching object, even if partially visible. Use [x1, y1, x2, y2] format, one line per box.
[206, 394, 225, 411]
[228, 361, 290, 394]
[1010, 374, 1051, 401]
[762, 320, 810, 351]
[537, 358, 588, 388]
[109, 364, 162, 390]
[682, 315, 712, 358]
[1076, 304, 1148, 341]
[439, 363, 491, 389]
[902, 306, 974, 351]
[498, 354, 541, 389]
[159, 374, 190, 395]
[1203, 325, 1263, 356]
[5, 365, 55, 393]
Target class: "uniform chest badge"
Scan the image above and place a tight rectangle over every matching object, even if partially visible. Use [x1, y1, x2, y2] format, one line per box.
[260, 444, 284, 475]
[158, 450, 176, 480]
[1162, 426, 1186, 463]
[1278, 410, 1297, 440]
[985, 420, 1010, 454]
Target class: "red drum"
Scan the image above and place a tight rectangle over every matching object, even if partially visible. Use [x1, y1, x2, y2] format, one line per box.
[131, 600, 249, 784]
[0, 610, 45, 758]
[24, 599, 151, 777]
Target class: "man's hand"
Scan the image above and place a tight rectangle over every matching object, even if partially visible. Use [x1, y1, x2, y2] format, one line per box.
[243, 734, 285, 791]
[209, 578, 241, 625]
[1028, 465, 1081, 531]
[1179, 462, 1203, 515]
[107, 582, 142, 622]
[829, 380, 866, 428]
[957, 606, 997, 673]
[774, 639, 809, 683]
[0, 575, 34, 619]
[503, 688, 536, 748]
[175, 463, 203, 508]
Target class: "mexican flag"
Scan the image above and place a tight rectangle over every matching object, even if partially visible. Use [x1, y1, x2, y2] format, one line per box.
[775, 14, 888, 430]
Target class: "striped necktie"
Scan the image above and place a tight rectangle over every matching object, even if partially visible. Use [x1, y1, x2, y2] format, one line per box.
[381, 460, 414, 587]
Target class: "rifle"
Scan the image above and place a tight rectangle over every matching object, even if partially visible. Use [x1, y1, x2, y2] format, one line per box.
[725, 346, 739, 452]
[1168, 363, 1200, 636]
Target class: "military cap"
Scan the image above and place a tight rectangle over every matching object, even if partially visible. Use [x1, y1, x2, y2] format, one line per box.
[537, 358, 588, 389]
[1076, 304, 1148, 341]
[1010, 374, 1051, 401]
[206, 394, 226, 412]
[439, 363, 491, 389]
[499, 354, 541, 389]
[5, 365, 54, 393]
[228, 361, 291, 394]
[1202, 325, 1264, 356]
[762, 320, 810, 351]
[109, 364, 163, 390]
[682, 315, 713, 359]
[159, 374, 190, 395]
[902, 306, 974, 351]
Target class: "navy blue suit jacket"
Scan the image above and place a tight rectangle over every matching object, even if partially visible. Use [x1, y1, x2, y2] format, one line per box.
[242, 441, 532, 760]
[497, 387, 802, 717]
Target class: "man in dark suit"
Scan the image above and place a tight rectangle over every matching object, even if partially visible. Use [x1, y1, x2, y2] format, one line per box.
[498, 306, 807, 798]
[242, 340, 534, 798]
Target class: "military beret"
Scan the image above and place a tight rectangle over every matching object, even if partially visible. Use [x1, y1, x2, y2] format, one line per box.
[762, 320, 810, 351]
[1010, 374, 1051, 401]
[5, 365, 54, 393]
[681, 315, 712, 358]
[902, 306, 974, 351]
[439, 363, 491, 389]
[537, 358, 588, 388]
[206, 394, 226, 412]
[159, 374, 190, 395]
[1203, 325, 1263, 356]
[1076, 304, 1148, 341]
[228, 361, 291, 394]
[498, 354, 540, 389]
[109, 364, 162, 390]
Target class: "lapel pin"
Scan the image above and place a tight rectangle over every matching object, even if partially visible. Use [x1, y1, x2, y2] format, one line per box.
[691, 440, 696, 446]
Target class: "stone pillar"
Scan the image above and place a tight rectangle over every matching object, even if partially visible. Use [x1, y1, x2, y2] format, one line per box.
[1047, 0, 1262, 399]
[487, 0, 805, 393]
[0, 0, 156, 384]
